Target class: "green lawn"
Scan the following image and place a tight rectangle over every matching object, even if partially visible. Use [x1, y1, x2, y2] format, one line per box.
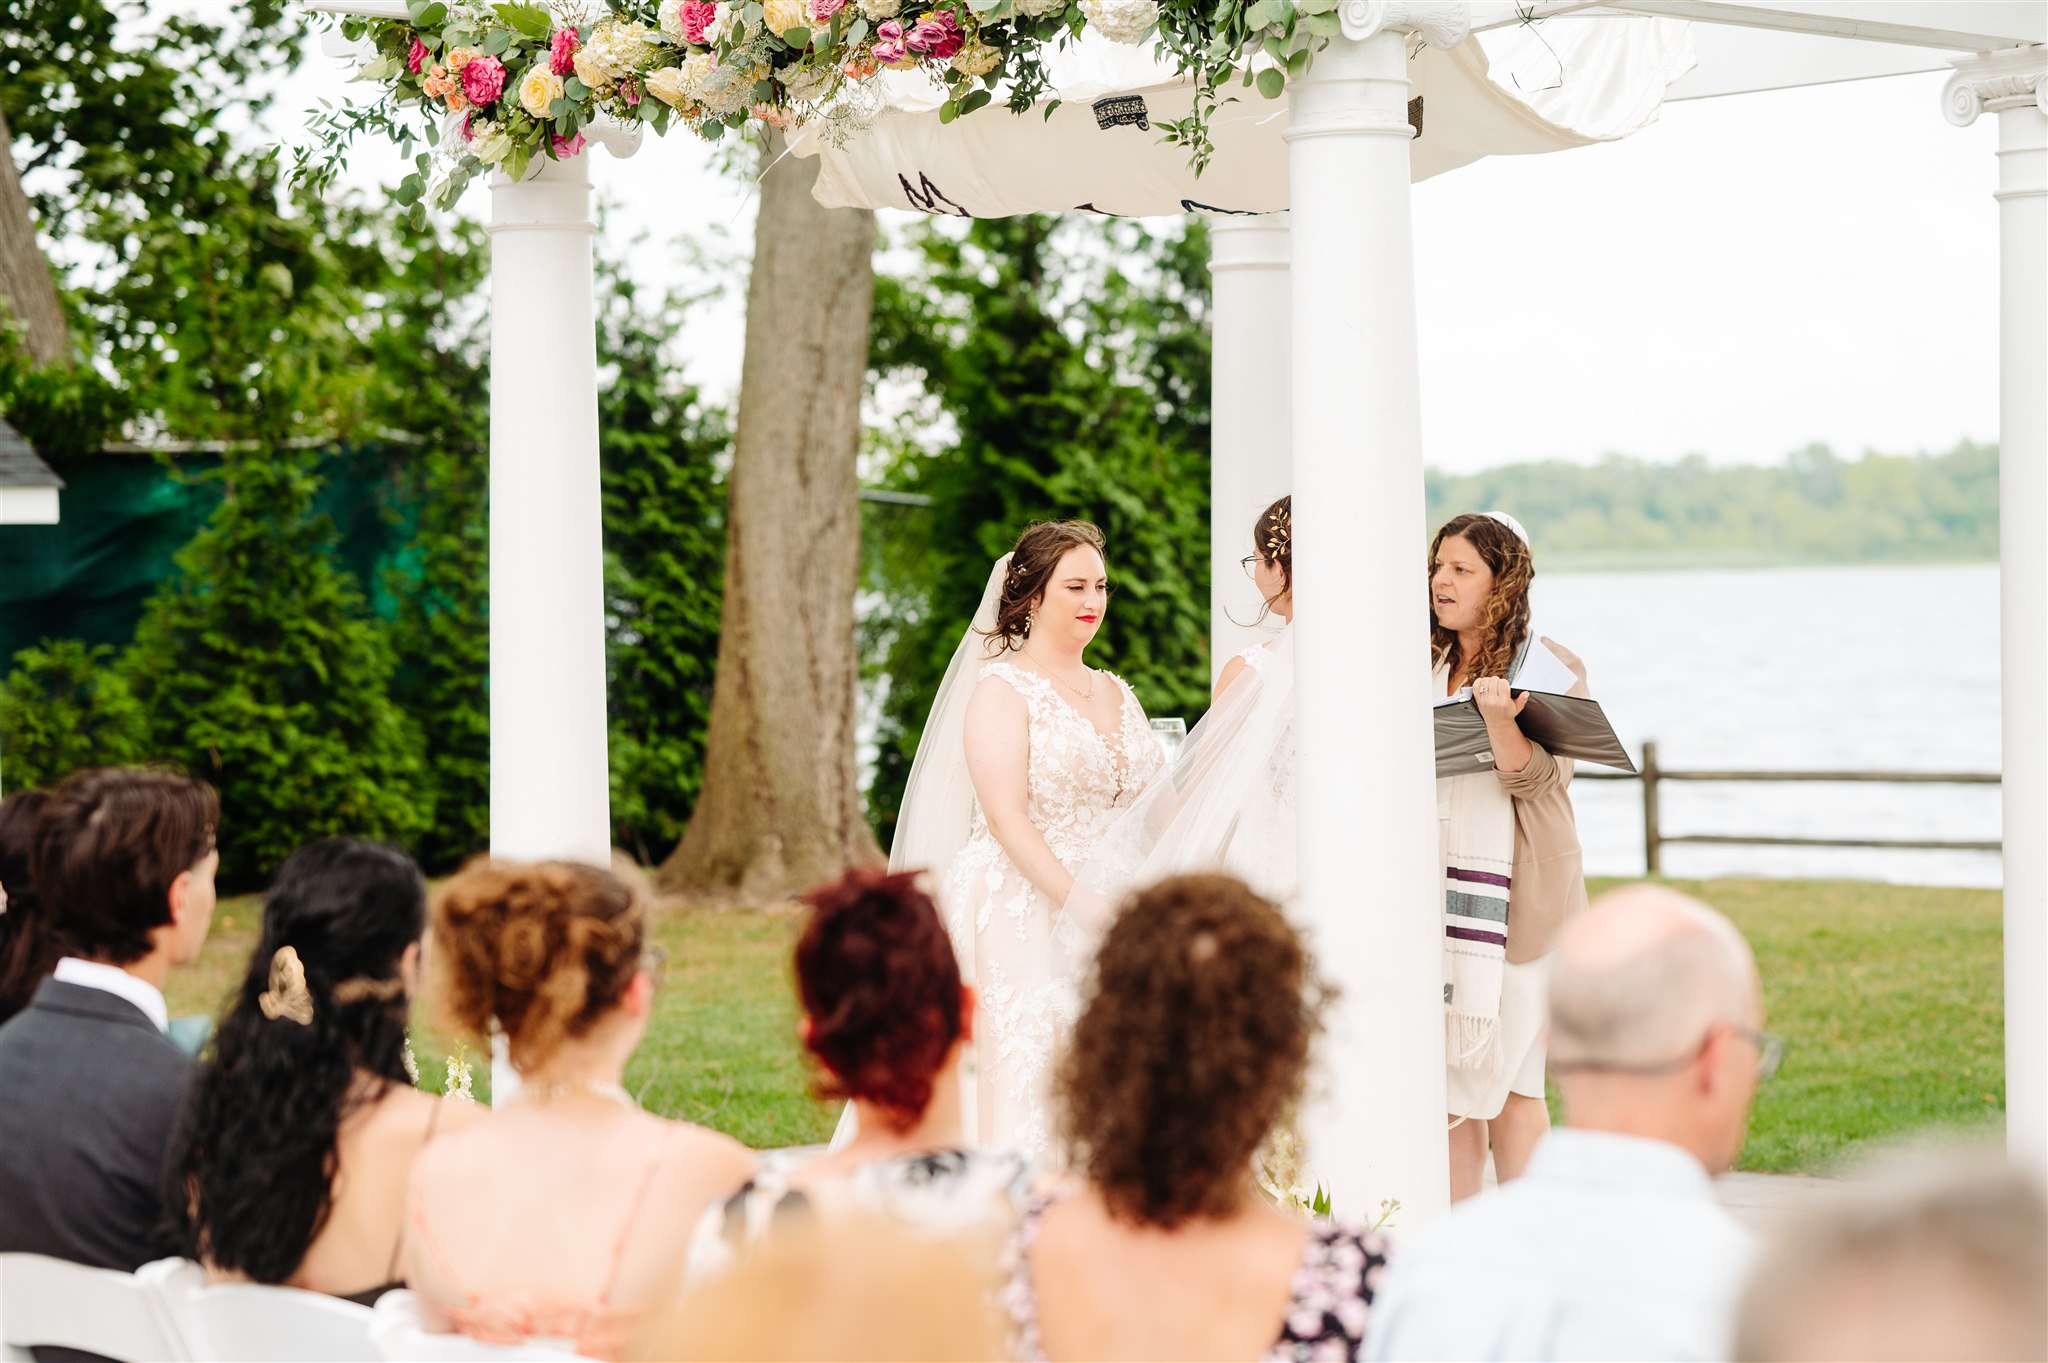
[168, 876, 2002, 1175]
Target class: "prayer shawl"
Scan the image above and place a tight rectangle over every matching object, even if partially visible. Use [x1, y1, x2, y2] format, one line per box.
[1436, 659, 1517, 1078]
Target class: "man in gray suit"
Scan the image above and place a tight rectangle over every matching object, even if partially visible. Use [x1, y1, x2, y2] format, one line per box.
[0, 767, 219, 1280]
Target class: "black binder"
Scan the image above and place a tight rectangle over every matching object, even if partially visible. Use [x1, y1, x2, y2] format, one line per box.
[1434, 691, 1636, 780]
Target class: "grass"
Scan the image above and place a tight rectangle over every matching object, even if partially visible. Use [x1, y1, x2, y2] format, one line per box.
[168, 876, 2002, 1176]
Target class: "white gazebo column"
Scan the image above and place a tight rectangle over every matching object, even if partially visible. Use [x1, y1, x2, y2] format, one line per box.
[1208, 214, 1292, 672]
[486, 152, 615, 869]
[1947, 46, 2048, 1184]
[1287, 0, 1464, 1225]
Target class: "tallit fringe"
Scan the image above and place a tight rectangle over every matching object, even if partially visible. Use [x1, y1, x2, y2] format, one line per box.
[1447, 1009, 1504, 1078]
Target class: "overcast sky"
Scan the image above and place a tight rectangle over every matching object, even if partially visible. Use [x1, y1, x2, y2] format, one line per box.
[291, 35, 2000, 474]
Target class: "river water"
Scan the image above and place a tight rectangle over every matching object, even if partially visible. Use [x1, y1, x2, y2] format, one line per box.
[1531, 562, 2002, 888]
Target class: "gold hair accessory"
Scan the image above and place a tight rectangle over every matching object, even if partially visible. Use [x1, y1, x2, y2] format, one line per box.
[332, 976, 407, 1005]
[258, 946, 316, 1026]
[1265, 503, 1293, 557]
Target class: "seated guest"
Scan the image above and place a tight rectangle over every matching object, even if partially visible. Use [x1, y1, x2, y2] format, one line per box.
[402, 859, 754, 1361]
[1367, 884, 1769, 1362]
[0, 789, 55, 1024]
[171, 838, 479, 1303]
[1735, 1154, 2047, 1363]
[0, 769, 218, 1275]
[713, 869, 1029, 1245]
[1002, 873, 1387, 1363]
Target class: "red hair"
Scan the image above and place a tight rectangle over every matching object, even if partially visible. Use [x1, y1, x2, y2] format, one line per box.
[796, 869, 963, 1132]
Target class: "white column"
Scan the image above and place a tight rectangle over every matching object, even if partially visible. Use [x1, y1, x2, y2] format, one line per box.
[1208, 214, 1292, 674]
[1947, 47, 2048, 1185]
[1287, 0, 1464, 1226]
[487, 152, 614, 869]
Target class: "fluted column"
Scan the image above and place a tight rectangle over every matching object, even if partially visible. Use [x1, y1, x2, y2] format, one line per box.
[1209, 214, 1293, 671]
[1946, 46, 2048, 1185]
[1288, 0, 1466, 1227]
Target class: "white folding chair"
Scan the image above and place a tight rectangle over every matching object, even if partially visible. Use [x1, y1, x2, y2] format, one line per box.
[0, 1252, 188, 1362]
[366, 1291, 586, 1362]
[140, 1259, 377, 1362]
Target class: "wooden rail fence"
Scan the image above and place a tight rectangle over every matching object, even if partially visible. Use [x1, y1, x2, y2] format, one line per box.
[1576, 740, 2002, 875]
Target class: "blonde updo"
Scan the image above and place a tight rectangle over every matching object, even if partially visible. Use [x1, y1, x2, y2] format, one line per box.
[431, 858, 646, 1071]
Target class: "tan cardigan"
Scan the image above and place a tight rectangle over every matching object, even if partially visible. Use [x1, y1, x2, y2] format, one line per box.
[1493, 637, 1590, 963]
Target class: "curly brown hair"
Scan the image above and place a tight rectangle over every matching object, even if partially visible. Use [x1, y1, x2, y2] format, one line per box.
[430, 858, 647, 1071]
[982, 520, 1107, 651]
[1429, 512, 1534, 688]
[1059, 873, 1329, 1229]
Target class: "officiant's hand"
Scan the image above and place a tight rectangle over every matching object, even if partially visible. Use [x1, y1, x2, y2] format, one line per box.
[1472, 677, 1529, 724]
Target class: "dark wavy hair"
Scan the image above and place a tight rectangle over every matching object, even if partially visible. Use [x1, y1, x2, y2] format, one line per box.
[431, 858, 646, 1071]
[1060, 873, 1329, 1229]
[982, 520, 1107, 651]
[0, 790, 55, 1024]
[796, 869, 963, 1132]
[171, 839, 425, 1282]
[32, 767, 217, 965]
[1428, 512, 1535, 688]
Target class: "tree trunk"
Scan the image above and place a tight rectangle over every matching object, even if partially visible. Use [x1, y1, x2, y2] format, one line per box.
[657, 131, 882, 902]
[0, 106, 69, 366]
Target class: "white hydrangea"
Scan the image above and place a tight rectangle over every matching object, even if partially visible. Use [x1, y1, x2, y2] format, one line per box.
[658, 0, 688, 40]
[702, 4, 734, 44]
[581, 19, 661, 79]
[857, 0, 901, 20]
[1078, 0, 1155, 42]
[1013, 0, 1066, 16]
[679, 50, 753, 117]
[780, 61, 838, 103]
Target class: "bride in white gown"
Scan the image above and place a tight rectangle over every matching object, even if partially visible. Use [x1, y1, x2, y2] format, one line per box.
[1060, 496, 1298, 949]
[889, 520, 1161, 1158]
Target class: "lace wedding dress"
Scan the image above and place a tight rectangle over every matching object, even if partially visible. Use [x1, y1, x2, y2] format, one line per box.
[942, 660, 1161, 1158]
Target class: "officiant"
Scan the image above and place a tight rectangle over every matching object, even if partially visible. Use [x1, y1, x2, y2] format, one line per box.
[1428, 511, 1589, 1202]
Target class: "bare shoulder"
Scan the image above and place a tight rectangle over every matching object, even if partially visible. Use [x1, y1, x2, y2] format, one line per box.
[1214, 655, 1249, 703]
[660, 1118, 758, 1192]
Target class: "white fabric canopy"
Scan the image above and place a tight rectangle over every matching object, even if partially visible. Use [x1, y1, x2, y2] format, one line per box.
[791, 15, 1695, 217]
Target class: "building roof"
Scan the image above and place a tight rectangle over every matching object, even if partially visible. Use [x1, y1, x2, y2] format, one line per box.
[0, 417, 63, 490]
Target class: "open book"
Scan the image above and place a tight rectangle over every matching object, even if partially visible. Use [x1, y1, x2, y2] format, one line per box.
[1432, 640, 1635, 779]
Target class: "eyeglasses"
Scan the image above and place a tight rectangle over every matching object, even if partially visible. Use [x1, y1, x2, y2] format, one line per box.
[1240, 553, 1264, 579]
[1550, 1023, 1785, 1083]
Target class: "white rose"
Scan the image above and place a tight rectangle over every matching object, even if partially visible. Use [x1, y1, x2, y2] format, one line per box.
[518, 65, 566, 119]
[659, 0, 688, 40]
[644, 65, 693, 107]
[1014, 0, 1065, 15]
[703, 3, 733, 43]
[763, 0, 809, 35]
[572, 48, 615, 93]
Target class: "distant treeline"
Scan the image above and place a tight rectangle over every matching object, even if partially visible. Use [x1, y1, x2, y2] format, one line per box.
[1425, 441, 1997, 569]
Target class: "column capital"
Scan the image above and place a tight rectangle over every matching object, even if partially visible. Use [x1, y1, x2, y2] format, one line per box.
[1338, 0, 1470, 47]
[1943, 45, 2048, 128]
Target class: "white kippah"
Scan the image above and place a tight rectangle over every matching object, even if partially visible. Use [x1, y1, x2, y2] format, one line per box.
[1484, 511, 1531, 546]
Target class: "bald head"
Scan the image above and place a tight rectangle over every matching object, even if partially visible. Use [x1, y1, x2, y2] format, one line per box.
[1549, 885, 1759, 1068]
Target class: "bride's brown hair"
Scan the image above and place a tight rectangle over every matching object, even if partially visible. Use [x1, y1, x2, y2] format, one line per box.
[1429, 512, 1534, 688]
[982, 520, 1107, 651]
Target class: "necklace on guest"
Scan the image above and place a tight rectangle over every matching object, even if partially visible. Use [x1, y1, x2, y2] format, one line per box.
[1024, 647, 1096, 701]
[506, 1079, 636, 1110]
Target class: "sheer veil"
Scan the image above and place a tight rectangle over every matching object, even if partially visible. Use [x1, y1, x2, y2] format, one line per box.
[888, 555, 1018, 921]
[1058, 624, 1298, 955]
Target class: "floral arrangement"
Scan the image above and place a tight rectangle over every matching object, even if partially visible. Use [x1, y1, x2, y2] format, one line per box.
[303, 0, 1351, 202]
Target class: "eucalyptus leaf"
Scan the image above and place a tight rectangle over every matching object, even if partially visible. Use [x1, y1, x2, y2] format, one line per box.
[1243, 0, 1273, 28]
[551, 95, 575, 119]
[938, 99, 959, 123]
[564, 76, 589, 99]
[494, 2, 553, 40]
[416, 1, 448, 25]
[1256, 65, 1284, 98]
[960, 88, 992, 114]
[443, 25, 474, 46]
[845, 17, 868, 45]
[1286, 45, 1311, 77]
[783, 24, 811, 46]
[1302, 10, 1338, 35]
[395, 175, 423, 204]
[481, 28, 511, 54]
[1262, 30, 1285, 60]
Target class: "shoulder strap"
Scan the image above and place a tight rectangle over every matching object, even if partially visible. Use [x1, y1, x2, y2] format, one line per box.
[599, 1130, 685, 1303]
[386, 1099, 451, 1282]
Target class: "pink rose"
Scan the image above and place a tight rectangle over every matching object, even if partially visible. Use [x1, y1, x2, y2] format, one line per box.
[461, 110, 475, 141]
[549, 27, 579, 76]
[679, 0, 720, 44]
[552, 131, 587, 157]
[870, 19, 908, 64]
[811, 0, 847, 21]
[407, 37, 428, 74]
[905, 9, 963, 59]
[460, 52, 507, 106]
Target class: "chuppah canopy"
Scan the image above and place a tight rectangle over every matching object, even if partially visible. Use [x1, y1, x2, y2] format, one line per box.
[790, 14, 1696, 215]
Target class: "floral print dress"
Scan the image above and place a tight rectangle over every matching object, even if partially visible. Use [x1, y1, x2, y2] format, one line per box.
[1001, 1190, 1390, 1362]
[942, 661, 1160, 1159]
